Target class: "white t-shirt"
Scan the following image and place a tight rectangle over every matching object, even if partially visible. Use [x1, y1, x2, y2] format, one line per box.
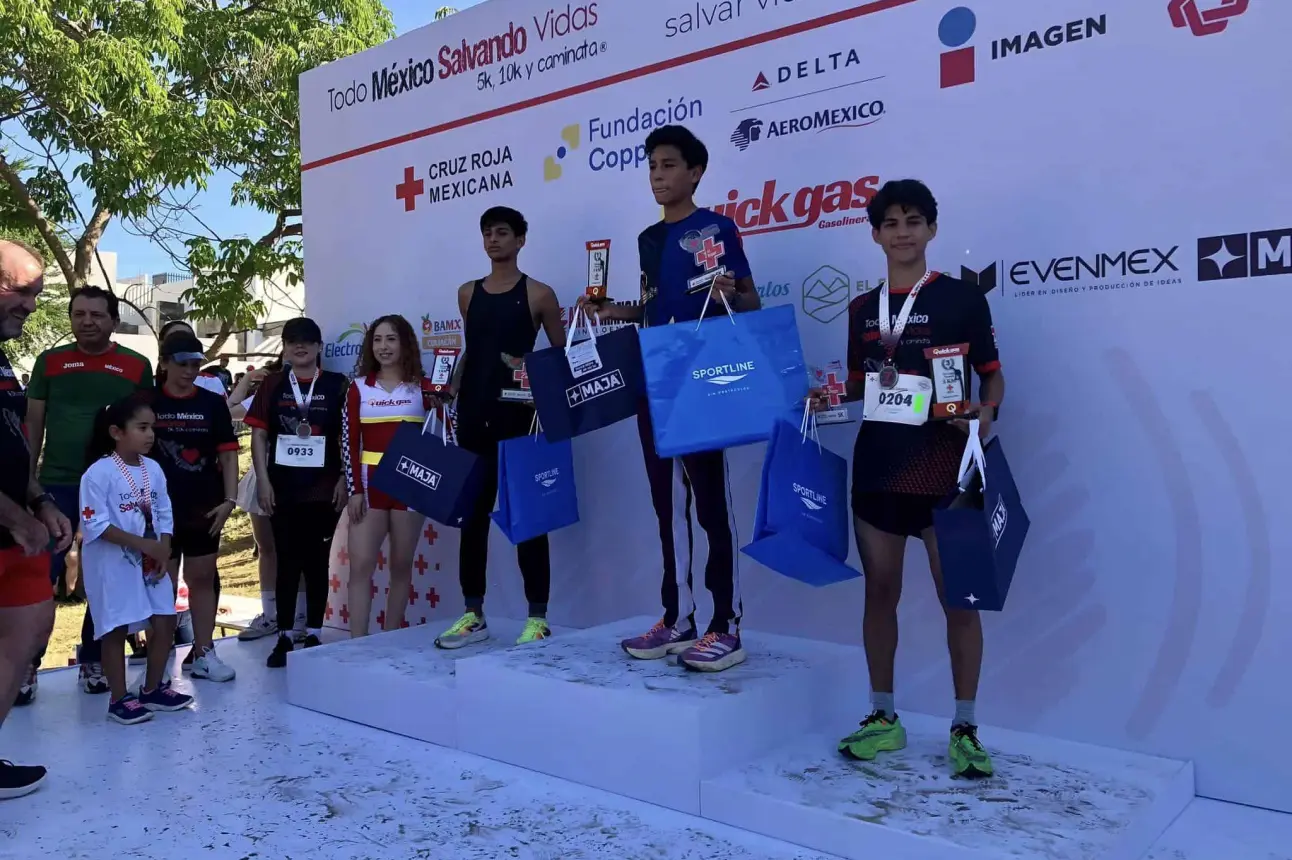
[196, 373, 227, 396]
[79, 455, 177, 640]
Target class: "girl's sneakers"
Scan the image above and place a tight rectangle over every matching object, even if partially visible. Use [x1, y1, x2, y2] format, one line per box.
[137, 684, 194, 713]
[107, 694, 154, 725]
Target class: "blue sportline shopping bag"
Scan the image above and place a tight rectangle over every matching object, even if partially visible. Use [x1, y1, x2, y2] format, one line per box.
[369, 411, 484, 528]
[934, 421, 1030, 612]
[639, 300, 808, 457]
[741, 411, 860, 586]
[526, 310, 644, 442]
[491, 419, 580, 544]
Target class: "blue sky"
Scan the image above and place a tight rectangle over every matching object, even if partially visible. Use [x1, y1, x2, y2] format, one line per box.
[93, 0, 484, 279]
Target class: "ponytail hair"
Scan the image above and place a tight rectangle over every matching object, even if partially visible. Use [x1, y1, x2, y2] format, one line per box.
[85, 390, 155, 470]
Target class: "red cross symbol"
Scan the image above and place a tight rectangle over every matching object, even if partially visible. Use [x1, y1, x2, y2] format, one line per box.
[329, 574, 341, 593]
[821, 371, 845, 407]
[401, 619, 410, 629]
[514, 367, 529, 390]
[395, 166, 424, 212]
[414, 554, 429, 575]
[338, 545, 349, 565]
[325, 604, 334, 621]
[427, 587, 440, 608]
[694, 236, 726, 271]
[370, 582, 379, 599]
[423, 523, 439, 545]
[409, 588, 419, 606]
[376, 610, 386, 628]
[377, 551, 386, 571]
[339, 604, 350, 624]
[81, 506, 94, 521]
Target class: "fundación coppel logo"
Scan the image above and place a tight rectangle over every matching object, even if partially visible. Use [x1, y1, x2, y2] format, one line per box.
[544, 124, 581, 181]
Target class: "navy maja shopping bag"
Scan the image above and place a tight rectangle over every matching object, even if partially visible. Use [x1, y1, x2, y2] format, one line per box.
[639, 298, 808, 458]
[526, 309, 644, 442]
[369, 410, 484, 528]
[740, 408, 860, 586]
[491, 416, 580, 544]
[934, 420, 1030, 611]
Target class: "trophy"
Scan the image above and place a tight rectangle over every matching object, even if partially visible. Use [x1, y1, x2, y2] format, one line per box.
[427, 347, 459, 396]
[681, 224, 729, 294]
[811, 361, 852, 425]
[499, 354, 533, 403]
[586, 239, 610, 300]
[925, 343, 970, 419]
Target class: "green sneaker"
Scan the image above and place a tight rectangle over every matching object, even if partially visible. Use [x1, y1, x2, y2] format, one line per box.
[949, 724, 993, 777]
[516, 617, 551, 645]
[434, 612, 488, 650]
[838, 711, 907, 761]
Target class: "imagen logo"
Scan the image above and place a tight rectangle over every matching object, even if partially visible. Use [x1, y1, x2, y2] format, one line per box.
[938, 6, 1108, 89]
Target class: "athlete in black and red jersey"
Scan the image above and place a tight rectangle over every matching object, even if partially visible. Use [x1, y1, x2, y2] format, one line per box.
[827, 180, 1005, 777]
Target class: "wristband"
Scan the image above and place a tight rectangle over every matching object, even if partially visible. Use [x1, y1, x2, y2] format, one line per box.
[28, 492, 56, 514]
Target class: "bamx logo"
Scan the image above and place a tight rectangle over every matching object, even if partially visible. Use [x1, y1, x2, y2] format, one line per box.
[709, 176, 880, 237]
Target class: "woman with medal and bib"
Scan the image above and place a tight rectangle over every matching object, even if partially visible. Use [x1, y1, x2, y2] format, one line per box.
[340, 315, 438, 637]
[823, 180, 1005, 778]
[245, 318, 349, 668]
[79, 392, 194, 724]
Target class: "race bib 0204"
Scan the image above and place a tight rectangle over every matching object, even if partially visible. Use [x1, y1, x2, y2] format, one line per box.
[862, 373, 932, 426]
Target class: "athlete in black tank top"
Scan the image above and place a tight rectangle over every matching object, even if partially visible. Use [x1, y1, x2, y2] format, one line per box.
[437, 206, 566, 651]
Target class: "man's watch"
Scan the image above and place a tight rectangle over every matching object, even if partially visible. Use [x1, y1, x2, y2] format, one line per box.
[28, 492, 56, 514]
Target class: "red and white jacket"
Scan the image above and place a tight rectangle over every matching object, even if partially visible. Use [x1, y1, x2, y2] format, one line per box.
[340, 375, 439, 496]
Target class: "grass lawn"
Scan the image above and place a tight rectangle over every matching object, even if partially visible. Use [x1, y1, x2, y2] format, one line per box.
[43, 448, 262, 667]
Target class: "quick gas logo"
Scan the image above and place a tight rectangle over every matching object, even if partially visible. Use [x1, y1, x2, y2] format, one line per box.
[709, 175, 879, 237]
[566, 369, 625, 407]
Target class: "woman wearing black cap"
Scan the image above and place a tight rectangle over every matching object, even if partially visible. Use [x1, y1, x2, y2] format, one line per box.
[152, 331, 241, 682]
[244, 318, 349, 668]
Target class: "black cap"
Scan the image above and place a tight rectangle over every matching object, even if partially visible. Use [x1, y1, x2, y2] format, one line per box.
[281, 317, 323, 345]
[159, 331, 205, 362]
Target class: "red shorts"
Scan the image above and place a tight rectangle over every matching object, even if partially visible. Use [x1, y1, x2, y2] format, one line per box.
[361, 464, 408, 512]
[0, 548, 53, 608]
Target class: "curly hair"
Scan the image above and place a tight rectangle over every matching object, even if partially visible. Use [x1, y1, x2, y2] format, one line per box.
[354, 314, 424, 381]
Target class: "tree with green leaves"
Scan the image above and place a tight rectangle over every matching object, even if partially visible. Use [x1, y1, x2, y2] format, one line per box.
[0, 0, 394, 355]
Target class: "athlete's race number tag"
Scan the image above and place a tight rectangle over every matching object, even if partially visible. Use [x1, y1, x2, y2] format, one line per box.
[862, 373, 932, 426]
[275, 435, 325, 468]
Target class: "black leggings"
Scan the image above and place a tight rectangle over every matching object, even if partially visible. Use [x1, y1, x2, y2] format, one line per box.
[271, 501, 341, 632]
[455, 405, 551, 617]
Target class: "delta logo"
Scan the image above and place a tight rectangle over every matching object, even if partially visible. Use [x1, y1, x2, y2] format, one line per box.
[937, 6, 1108, 89]
[708, 175, 879, 237]
[421, 315, 464, 350]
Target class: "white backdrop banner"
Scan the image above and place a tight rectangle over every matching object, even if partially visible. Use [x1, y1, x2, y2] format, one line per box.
[299, 0, 1292, 811]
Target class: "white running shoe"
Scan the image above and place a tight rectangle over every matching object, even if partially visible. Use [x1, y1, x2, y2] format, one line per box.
[237, 614, 277, 641]
[191, 646, 236, 683]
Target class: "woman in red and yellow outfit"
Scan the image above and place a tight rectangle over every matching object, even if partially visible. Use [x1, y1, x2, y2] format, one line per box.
[340, 315, 440, 637]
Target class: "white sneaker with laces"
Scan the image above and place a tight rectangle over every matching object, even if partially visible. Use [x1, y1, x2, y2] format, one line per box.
[191, 646, 236, 683]
[237, 614, 277, 641]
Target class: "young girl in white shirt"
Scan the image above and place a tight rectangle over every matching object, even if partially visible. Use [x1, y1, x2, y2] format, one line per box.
[80, 392, 195, 725]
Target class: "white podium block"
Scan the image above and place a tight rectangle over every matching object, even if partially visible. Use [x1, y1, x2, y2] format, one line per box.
[701, 712, 1195, 860]
[286, 618, 564, 748]
[454, 615, 856, 814]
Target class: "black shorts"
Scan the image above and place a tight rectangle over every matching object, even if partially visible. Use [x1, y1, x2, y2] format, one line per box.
[170, 523, 221, 560]
[851, 491, 942, 538]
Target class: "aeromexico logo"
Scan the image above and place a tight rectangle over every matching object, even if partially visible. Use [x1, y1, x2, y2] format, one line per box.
[535, 468, 560, 488]
[693, 361, 755, 386]
[794, 482, 826, 511]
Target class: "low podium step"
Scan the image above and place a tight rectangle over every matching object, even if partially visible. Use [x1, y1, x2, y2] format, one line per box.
[454, 615, 858, 815]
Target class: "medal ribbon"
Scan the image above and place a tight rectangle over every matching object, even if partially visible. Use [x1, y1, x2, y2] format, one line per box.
[110, 452, 153, 532]
[288, 371, 319, 434]
[877, 270, 934, 363]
